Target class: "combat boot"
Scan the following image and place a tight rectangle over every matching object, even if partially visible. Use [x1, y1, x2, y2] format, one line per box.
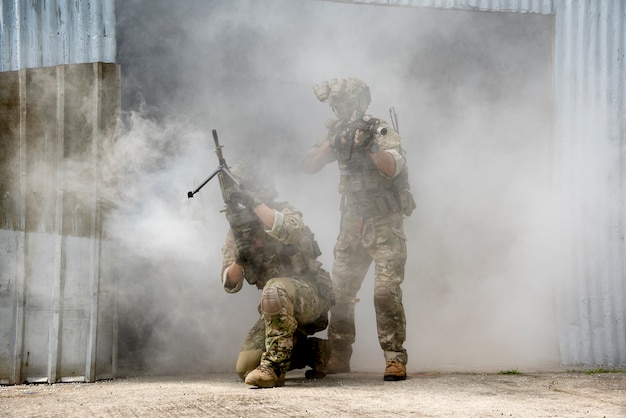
[326, 354, 350, 374]
[245, 365, 283, 388]
[383, 359, 406, 381]
[305, 338, 330, 379]
[277, 372, 286, 387]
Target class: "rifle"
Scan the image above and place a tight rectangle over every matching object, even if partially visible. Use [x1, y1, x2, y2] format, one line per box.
[329, 118, 388, 160]
[349, 118, 388, 137]
[389, 107, 399, 134]
[187, 129, 260, 234]
[187, 129, 236, 199]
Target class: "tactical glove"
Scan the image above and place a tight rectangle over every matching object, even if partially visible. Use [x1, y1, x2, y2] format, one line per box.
[226, 185, 261, 210]
[354, 128, 376, 151]
[234, 236, 253, 265]
[329, 128, 355, 154]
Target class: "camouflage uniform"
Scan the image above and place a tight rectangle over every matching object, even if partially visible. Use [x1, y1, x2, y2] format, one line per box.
[221, 201, 333, 378]
[317, 117, 414, 367]
[303, 79, 416, 377]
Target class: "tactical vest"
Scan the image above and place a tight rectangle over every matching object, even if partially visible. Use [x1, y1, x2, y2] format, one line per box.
[240, 202, 334, 304]
[338, 146, 414, 219]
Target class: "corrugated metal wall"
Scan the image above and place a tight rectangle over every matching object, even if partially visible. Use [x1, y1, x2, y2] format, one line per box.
[1, 0, 120, 384]
[553, 0, 626, 365]
[0, 0, 116, 72]
[0, 62, 120, 384]
[318, 0, 554, 14]
[0, 62, 120, 385]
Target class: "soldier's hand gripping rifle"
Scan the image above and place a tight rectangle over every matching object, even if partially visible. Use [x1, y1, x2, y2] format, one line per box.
[187, 130, 265, 283]
[329, 118, 388, 160]
[187, 129, 260, 235]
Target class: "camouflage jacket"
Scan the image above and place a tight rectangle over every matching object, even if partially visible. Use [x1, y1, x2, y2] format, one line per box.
[322, 115, 415, 219]
[220, 201, 326, 293]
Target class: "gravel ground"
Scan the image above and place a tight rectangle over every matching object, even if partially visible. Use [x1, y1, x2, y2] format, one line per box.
[2, 369, 625, 417]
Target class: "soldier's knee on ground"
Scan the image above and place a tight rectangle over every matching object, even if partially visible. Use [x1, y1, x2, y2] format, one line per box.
[261, 286, 283, 316]
[235, 349, 263, 379]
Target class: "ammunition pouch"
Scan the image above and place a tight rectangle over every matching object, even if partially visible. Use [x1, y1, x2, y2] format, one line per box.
[341, 172, 399, 218]
[397, 190, 416, 217]
[340, 167, 415, 219]
[393, 166, 416, 217]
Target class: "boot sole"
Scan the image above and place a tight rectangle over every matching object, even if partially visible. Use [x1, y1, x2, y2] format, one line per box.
[305, 370, 327, 379]
[383, 375, 407, 381]
[326, 367, 350, 374]
[245, 379, 279, 388]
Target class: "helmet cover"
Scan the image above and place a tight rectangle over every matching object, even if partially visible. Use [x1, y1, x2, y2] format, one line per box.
[313, 78, 371, 120]
[229, 159, 278, 201]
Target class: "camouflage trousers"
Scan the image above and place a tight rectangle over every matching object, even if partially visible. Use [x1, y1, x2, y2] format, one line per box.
[329, 211, 408, 364]
[238, 276, 330, 375]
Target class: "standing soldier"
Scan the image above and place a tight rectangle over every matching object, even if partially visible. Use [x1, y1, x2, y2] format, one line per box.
[301, 78, 415, 381]
[220, 161, 334, 388]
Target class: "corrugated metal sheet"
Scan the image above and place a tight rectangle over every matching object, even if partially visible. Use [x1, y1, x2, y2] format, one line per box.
[0, 63, 120, 384]
[553, 0, 626, 365]
[317, 0, 554, 14]
[0, 0, 115, 72]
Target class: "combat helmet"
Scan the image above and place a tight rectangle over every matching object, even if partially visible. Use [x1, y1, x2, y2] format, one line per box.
[313, 78, 371, 120]
[229, 159, 278, 202]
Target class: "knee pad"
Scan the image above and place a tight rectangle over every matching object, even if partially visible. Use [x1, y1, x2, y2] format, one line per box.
[261, 286, 282, 316]
[374, 284, 395, 310]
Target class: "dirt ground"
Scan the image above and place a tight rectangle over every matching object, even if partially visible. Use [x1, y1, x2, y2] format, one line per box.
[1, 369, 625, 417]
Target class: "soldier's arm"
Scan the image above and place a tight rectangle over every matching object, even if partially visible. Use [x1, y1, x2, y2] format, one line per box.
[251, 202, 276, 229]
[369, 147, 397, 178]
[230, 200, 282, 233]
[301, 140, 335, 174]
[223, 262, 244, 291]
[265, 206, 307, 244]
[221, 231, 244, 293]
[360, 126, 405, 179]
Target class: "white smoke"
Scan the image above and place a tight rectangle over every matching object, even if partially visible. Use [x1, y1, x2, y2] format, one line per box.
[112, 0, 558, 375]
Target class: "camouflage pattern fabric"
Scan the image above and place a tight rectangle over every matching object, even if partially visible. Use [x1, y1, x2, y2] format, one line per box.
[221, 202, 332, 376]
[329, 205, 408, 365]
[313, 110, 410, 366]
[308, 79, 411, 368]
[238, 276, 329, 374]
[260, 277, 328, 373]
[238, 320, 327, 377]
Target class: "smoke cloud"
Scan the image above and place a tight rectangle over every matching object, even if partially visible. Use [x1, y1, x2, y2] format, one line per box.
[111, 0, 557, 375]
